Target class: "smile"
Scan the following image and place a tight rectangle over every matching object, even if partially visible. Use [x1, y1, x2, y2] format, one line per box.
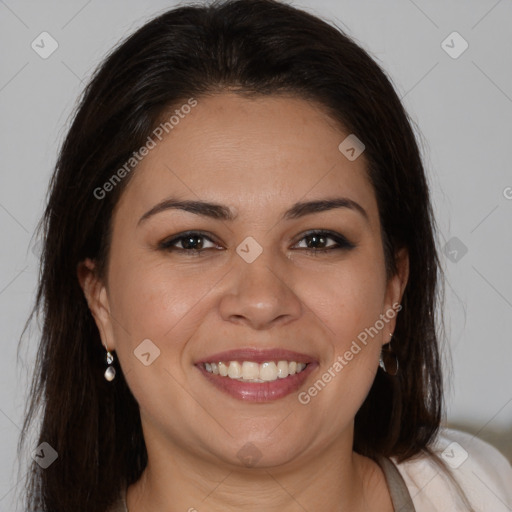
[195, 348, 318, 402]
[203, 360, 308, 382]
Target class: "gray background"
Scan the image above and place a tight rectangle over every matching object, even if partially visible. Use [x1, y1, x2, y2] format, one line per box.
[1, 0, 511, 509]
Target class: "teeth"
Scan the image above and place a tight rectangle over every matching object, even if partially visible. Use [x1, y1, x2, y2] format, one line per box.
[241, 361, 260, 380]
[218, 361, 228, 376]
[277, 360, 289, 378]
[260, 362, 277, 381]
[227, 361, 241, 378]
[203, 360, 308, 382]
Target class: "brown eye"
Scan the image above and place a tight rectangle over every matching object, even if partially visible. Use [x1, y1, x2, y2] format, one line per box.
[294, 230, 355, 253]
[159, 231, 220, 255]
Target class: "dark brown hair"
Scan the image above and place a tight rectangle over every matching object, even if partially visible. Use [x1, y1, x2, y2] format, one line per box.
[18, 0, 463, 510]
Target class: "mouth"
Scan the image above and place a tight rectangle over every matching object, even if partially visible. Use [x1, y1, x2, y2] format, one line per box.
[195, 348, 318, 402]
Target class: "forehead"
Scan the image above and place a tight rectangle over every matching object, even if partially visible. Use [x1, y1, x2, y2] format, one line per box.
[115, 93, 378, 225]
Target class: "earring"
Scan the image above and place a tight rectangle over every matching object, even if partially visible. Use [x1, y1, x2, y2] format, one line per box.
[379, 333, 399, 376]
[104, 345, 116, 382]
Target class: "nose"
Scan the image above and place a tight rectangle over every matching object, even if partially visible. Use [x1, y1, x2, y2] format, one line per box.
[218, 247, 303, 330]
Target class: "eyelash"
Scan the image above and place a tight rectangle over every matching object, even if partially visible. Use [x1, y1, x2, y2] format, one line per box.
[158, 230, 355, 256]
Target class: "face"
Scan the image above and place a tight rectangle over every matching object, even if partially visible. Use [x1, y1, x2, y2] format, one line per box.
[80, 93, 408, 470]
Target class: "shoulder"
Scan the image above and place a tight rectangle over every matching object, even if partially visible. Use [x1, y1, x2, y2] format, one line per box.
[390, 427, 512, 512]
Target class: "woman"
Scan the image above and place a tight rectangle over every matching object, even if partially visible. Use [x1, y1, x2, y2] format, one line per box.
[18, 0, 512, 511]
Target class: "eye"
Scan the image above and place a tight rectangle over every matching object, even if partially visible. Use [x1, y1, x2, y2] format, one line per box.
[293, 230, 355, 254]
[158, 231, 220, 256]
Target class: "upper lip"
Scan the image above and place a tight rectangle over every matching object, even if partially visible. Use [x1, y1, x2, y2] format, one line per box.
[195, 348, 317, 365]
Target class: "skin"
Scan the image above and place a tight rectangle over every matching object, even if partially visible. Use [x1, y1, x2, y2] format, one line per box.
[79, 93, 409, 511]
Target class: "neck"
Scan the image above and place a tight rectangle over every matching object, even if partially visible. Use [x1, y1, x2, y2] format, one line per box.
[126, 426, 388, 512]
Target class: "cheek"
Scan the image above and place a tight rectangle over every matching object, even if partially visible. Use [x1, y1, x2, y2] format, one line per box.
[304, 258, 387, 343]
[106, 259, 213, 419]
[300, 266, 386, 425]
[110, 260, 214, 344]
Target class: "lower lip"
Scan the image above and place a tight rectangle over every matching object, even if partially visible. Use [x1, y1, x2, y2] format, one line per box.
[196, 363, 318, 402]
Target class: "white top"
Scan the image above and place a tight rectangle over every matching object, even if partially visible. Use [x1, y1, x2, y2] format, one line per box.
[108, 428, 512, 512]
[390, 427, 512, 511]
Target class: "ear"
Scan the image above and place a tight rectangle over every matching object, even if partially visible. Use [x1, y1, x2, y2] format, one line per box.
[77, 258, 116, 351]
[382, 247, 409, 342]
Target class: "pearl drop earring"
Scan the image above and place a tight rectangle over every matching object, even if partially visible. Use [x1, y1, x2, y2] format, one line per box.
[104, 346, 116, 381]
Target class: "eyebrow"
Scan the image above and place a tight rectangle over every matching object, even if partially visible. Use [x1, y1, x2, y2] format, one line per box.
[137, 196, 369, 226]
